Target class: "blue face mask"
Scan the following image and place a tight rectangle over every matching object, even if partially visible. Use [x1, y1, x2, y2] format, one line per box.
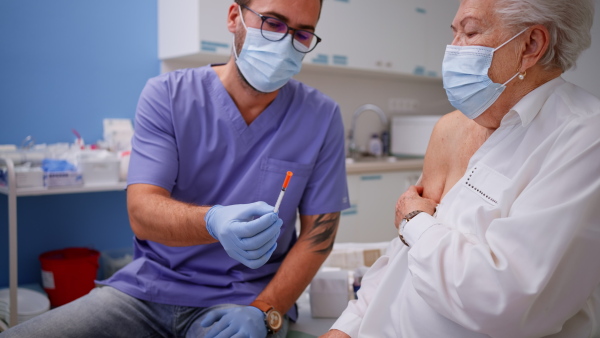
[442, 28, 528, 119]
[234, 6, 305, 93]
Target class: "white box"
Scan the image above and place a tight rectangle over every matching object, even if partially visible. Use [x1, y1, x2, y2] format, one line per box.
[391, 115, 442, 157]
[44, 171, 83, 187]
[80, 156, 120, 185]
[323, 242, 389, 270]
[0, 167, 45, 188]
[101, 247, 134, 279]
[309, 270, 351, 318]
[15, 167, 44, 188]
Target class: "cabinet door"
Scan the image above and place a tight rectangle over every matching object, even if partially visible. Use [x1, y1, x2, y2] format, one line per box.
[198, 0, 234, 56]
[337, 174, 361, 242]
[356, 173, 399, 242]
[420, 0, 457, 77]
[305, 0, 408, 72]
[391, 0, 428, 75]
[392, 0, 456, 77]
[306, 0, 353, 67]
[337, 170, 422, 243]
[343, 0, 402, 72]
[159, 0, 233, 60]
[159, 0, 199, 59]
[357, 171, 422, 242]
[314, 0, 432, 75]
[310, 0, 455, 77]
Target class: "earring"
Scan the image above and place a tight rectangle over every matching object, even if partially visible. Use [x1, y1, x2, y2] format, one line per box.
[518, 71, 526, 80]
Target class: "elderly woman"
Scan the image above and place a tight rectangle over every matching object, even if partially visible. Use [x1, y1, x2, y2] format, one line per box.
[323, 0, 599, 337]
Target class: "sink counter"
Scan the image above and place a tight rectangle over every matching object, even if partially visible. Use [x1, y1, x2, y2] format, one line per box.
[345, 157, 424, 174]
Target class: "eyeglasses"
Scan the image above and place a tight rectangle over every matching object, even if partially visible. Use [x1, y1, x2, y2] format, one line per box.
[240, 4, 322, 53]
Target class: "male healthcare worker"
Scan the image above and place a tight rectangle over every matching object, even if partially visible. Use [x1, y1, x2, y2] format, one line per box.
[1, 0, 349, 337]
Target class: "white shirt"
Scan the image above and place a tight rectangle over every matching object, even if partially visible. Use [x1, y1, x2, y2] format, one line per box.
[331, 77, 600, 337]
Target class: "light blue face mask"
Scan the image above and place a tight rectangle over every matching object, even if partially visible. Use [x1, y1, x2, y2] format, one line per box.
[442, 28, 528, 119]
[234, 6, 306, 93]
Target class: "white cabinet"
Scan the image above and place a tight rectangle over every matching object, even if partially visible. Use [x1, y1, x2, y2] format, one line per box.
[307, 0, 353, 67]
[158, 0, 458, 79]
[337, 170, 422, 243]
[421, 0, 457, 77]
[306, 0, 457, 77]
[158, 0, 232, 60]
[314, 0, 401, 72]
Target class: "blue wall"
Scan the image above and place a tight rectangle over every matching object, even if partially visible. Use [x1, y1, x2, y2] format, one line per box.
[0, 1, 159, 287]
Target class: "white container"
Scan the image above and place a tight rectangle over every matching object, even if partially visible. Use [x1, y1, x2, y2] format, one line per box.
[0, 167, 45, 188]
[368, 134, 383, 157]
[118, 151, 131, 182]
[0, 151, 46, 166]
[79, 153, 120, 185]
[101, 247, 134, 279]
[0, 287, 50, 325]
[15, 167, 45, 188]
[43, 171, 83, 188]
[309, 270, 351, 318]
[391, 115, 442, 157]
[323, 242, 389, 270]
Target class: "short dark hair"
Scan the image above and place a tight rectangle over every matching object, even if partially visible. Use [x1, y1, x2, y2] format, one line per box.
[234, 0, 324, 11]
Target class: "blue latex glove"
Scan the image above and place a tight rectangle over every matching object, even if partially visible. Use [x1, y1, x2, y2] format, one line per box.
[41, 159, 77, 172]
[201, 306, 267, 338]
[205, 202, 283, 269]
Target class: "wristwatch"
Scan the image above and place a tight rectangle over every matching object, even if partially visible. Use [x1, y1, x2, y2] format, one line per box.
[250, 300, 283, 334]
[399, 210, 423, 247]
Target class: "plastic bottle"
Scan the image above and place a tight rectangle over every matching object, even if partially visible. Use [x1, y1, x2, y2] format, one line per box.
[368, 133, 383, 157]
[380, 130, 390, 156]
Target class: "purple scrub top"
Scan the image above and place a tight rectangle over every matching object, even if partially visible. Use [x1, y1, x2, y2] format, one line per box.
[101, 65, 349, 320]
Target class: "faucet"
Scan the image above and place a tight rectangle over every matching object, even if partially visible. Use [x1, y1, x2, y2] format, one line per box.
[347, 104, 389, 158]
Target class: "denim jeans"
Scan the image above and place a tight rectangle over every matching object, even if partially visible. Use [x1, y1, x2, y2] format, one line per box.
[0, 286, 289, 338]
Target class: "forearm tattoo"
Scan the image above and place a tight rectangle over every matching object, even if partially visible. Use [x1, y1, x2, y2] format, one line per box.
[307, 213, 340, 254]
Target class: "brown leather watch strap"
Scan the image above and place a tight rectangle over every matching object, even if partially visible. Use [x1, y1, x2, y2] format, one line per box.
[405, 210, 424, 221]
[399, 210, 424, 247]
[250, 299, 283, 333]
[250, 299, 273, 313]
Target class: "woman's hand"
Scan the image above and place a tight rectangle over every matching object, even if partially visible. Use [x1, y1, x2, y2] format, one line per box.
[320, 329, 351, 338]
[395, 186, 438, 229]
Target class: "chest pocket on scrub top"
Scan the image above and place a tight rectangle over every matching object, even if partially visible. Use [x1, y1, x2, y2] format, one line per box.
[257, 157, 313, 214]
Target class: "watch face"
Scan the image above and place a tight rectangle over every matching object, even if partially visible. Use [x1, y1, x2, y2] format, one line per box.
[266, 309, 283, 331]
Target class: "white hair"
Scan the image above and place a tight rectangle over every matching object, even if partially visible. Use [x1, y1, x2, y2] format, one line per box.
[495, 0, 595, 72]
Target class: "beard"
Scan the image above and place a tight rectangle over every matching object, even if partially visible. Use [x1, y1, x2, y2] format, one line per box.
[232, 28, 267, 94]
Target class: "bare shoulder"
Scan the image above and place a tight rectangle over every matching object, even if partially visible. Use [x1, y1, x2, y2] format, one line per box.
[420, 110, 468, 201]
[432, 110, 470, 141]
[427, 110, 472, 157]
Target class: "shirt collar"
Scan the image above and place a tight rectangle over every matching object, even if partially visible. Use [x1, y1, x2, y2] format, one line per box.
[510, 76, 566, 127]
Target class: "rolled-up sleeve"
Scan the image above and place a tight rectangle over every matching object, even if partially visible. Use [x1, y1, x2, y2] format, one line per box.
[405, 114, 600, 337]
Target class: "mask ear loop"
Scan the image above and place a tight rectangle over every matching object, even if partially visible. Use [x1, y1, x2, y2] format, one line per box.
[494, 27, 530, 87]
[232, 35, 239, 60]
[501, 71, 521, 86]
[232, 5, 249, 61]
[493, 27, 530, 52]
[238, 5, 249, 30]
[496, 68, 526, 91]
